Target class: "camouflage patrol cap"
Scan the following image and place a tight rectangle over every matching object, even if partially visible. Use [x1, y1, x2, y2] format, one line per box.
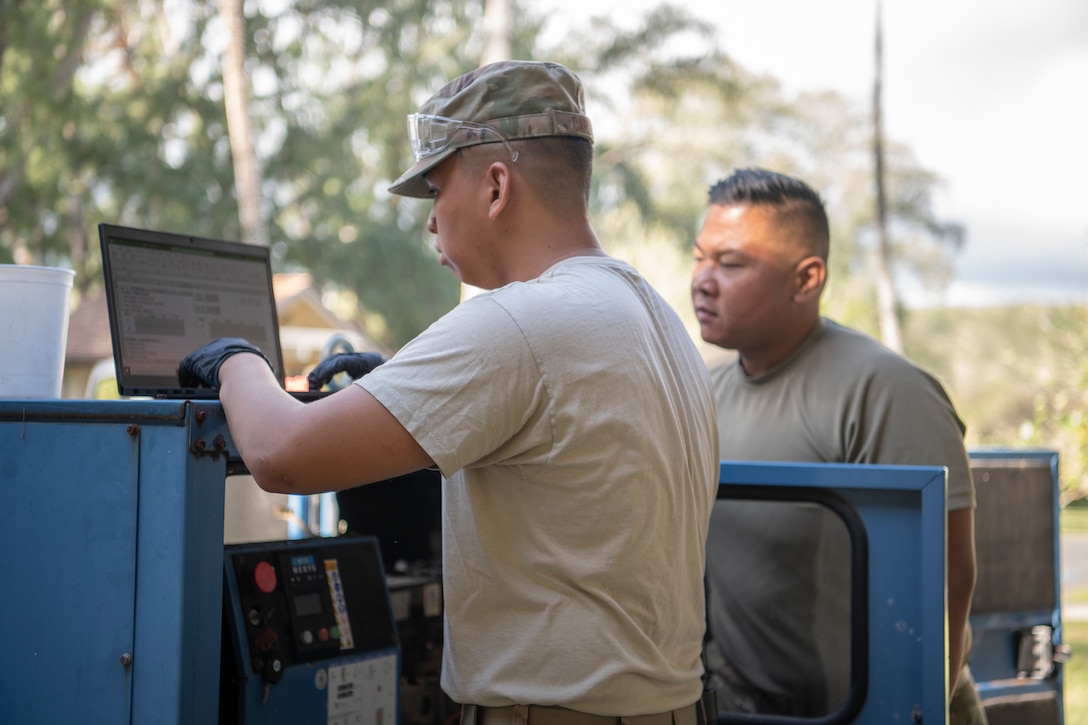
[389, 60, 594, 198]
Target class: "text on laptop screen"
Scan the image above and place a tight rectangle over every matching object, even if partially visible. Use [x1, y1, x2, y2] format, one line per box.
[103, 230, 285, 392]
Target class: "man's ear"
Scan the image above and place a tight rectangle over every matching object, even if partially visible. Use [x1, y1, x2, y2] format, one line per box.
[794, 256, 827, 303]
[485, 161, 512, 220]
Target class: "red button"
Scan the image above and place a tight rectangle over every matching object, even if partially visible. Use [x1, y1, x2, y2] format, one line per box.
[253, 561, 277, 593]
[318, 628, 329, 641]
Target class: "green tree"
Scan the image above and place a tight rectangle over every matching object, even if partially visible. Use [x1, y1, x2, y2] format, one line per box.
[258, 1, 721, 343]
[1, 0, 109, 278]
[540, 8, 964, 343]
[1, 0, 964, 348]
[903, 303, 1088, 503]
[1021, 306, 1088, 503]
[0, 0, 501, 343]
[232, 0, 489, 344]
[1, 0, 241, 293]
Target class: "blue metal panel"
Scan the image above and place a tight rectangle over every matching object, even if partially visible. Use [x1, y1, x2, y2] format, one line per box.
[0, 414, 140, 723]
[0, 399, 233, 725]
[0, 403, 954, 725]
[130, 406, 228, 725]
[232, 649, 401, 725]
[969, 448, 1062, 629]
[717, 461, 948, 725]
[967, 448, 1065, 723]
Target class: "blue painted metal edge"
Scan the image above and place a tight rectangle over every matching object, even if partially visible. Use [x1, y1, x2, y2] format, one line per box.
[715, 461, 948, 725]
[968, 448, 1064, 724]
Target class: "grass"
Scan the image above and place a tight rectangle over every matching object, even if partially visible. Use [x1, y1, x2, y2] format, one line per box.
[1066, 620, 1088, 724]
[1065, 506, 1088, 723]
[1065, 507, 1088, 536]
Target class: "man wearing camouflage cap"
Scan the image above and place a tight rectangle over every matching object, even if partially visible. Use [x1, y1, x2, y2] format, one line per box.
[180, 61, 718, 725]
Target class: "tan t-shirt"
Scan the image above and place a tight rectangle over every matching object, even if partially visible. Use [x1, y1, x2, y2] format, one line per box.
[362, 256, 719, 715]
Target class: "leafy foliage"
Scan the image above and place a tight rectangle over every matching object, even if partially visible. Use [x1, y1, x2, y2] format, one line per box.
[905, 304, 1088, 503]
[0, 0, 485, 342]
[0, 0, 978, 348]
[6, 0, 1077, 495]
[236, 0, 484, 342]
[1, 1, 243, 291]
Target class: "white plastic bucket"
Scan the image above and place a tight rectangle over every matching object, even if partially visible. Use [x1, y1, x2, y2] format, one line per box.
[0, 264, 76, 398]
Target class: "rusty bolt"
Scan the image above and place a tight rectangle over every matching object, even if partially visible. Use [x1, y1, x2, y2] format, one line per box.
[127, 424, 139, 437]
[193, 438, 207, 452]
[214, 435, 227, 451]
[120, 652, 133, 667]
[195, 409, 208, 425]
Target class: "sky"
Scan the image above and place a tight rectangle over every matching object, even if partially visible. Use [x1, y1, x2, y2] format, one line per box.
[542, 0, 1088, 308]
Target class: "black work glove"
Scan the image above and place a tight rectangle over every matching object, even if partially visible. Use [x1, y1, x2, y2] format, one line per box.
[178, 337, 273, 390]
[307, 352, 386, 391]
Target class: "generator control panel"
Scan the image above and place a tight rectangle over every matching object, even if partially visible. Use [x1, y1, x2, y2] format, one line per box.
[220, 536, 400, 725]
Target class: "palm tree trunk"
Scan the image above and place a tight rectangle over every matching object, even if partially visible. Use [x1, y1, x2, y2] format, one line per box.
[872, 0, 903, 352]
[220, 0, 266, 247]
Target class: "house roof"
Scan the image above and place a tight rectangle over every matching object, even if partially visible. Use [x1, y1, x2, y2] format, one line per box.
[273, 272, 352, 330]
[65, 288, 112, 363]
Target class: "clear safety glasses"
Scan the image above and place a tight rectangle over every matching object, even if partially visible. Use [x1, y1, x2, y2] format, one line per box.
[407, 114, 519, 163]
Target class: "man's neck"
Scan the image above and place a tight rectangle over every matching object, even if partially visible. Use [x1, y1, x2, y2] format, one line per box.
[738, 316, 822, 377]
[507, 221, 605, 283]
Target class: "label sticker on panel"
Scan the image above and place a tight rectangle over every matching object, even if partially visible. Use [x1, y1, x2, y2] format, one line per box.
[326, 653, 398, 725]
[324, 559, 354, 650]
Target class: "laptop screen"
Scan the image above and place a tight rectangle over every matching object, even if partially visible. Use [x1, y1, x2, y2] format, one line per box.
[99, 223, 286, 398]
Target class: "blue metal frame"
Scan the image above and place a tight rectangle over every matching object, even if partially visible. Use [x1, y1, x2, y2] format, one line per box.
[0, 399, 231, 725]
[967, 448, 1065, 722]
[0, 401, 953, 725]
[0, 409, 141, 723]
[132, 402, 228, 723]
[716, 461, 948, 724]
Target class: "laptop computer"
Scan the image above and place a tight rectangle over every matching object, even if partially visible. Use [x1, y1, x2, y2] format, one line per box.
[99, 223, 323, 400]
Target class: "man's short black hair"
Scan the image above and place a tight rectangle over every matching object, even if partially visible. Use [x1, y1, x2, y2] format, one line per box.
[468, 136, 593, 209]
[708, 168, 830, 259]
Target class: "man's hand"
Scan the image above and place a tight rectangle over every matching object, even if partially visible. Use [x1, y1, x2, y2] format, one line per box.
[178, 337, 273, 390]
[307, 352, 386, 391]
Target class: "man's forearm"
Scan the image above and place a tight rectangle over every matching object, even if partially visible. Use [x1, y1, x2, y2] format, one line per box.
[947, 507, 978, 691]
